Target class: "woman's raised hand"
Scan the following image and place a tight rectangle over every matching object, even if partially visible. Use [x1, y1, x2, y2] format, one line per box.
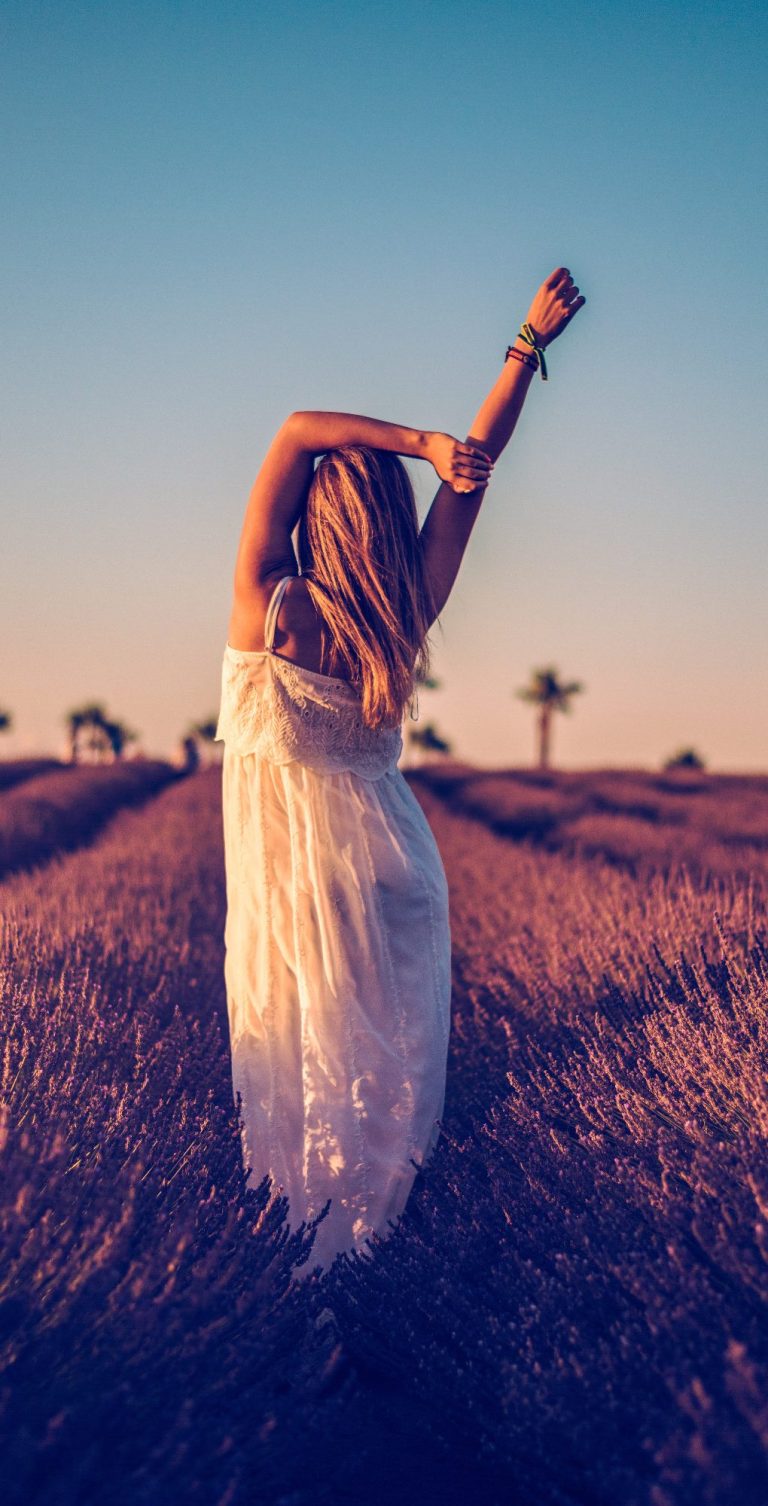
[524, 266, 586, 349]
[428, 433, 493, 495]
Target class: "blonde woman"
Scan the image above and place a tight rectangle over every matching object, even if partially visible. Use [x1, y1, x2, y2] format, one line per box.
[215, 266, 585, 1276]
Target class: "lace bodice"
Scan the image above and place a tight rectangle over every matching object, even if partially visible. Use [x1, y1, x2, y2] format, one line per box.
[215, 647, 403, 779]
[215, 575, 404, 779]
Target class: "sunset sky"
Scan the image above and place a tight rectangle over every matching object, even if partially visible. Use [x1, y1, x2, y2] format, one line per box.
[3, 0, 766, 769]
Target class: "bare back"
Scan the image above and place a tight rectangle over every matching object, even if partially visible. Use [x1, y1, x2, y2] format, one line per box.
[226, 572, 354, 685]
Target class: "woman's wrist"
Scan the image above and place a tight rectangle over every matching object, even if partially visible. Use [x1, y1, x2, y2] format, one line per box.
[511, 328, 548, 356]
[503, 341, 538, 379]
[378, 424, 435, 461]
[421, 431, 441, 465]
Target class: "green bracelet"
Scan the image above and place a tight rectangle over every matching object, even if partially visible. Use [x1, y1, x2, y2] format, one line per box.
[518, 322, 548, 381]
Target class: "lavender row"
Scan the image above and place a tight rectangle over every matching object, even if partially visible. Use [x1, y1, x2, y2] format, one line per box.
[411, 763, 768, 879]
[0, 761, 182, 880]
[0, 758, 65, 794]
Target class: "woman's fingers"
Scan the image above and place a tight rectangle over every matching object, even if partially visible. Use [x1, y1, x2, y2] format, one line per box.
[457, 442, 492, 461]
[456, 446, 492, 470]
[430, 433, 493, 490]
[454, 461, 490, 478]
[453, 472, 491, 491]
[453, 466, 491, 484]
[456, 450, 492, 467]
[560, 293, 586, 321]
[450, 441, 492, 491]
[526, 266, 586, 347]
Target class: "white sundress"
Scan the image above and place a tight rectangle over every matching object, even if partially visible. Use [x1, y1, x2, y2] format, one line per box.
[214, 574, 452, 1275]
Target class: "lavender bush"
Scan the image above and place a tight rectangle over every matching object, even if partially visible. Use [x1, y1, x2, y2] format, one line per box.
[0, 761, 180, 879]
[0, 758, 65, 793]
[1, 765, 767, 1504]
[412, 764, 768, 880]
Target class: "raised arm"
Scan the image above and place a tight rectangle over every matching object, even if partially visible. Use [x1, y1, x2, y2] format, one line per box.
[230, 410, 491, 595]
[418, 266, 586, 624]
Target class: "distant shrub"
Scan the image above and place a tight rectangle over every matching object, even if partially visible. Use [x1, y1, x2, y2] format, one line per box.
[664, 746, 706, 770]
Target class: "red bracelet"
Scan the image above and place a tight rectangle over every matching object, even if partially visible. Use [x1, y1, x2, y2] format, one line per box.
[505, 344, 538, 371]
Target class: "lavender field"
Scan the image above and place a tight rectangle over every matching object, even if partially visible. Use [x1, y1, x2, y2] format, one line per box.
[2, 762, 767, 1506]
[0, 760, 180, 880]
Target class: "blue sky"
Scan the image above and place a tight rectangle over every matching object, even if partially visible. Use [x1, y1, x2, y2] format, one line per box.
[2, 0, 766, 767]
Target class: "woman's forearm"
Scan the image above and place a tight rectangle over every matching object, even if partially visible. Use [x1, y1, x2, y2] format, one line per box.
[464, 335, 538, 465]
[288, 410, 433, 461]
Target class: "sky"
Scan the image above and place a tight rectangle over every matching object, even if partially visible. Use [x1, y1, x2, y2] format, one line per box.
[2, 0, 766, 770]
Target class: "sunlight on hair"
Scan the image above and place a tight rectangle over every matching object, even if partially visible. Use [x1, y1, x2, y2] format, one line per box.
[297, 446, 436, 731]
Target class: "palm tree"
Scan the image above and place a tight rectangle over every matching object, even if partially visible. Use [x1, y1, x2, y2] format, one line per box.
[65, 703, 139, 764]
[182, 716, 221, 768]
[515, 665, 584, 771]
[65, 703, 106, 763]
[189, 716, 218, 744]
[407, 722, 452, 763]
[103, 716, 139, 758]
[178, 735, 201, 773]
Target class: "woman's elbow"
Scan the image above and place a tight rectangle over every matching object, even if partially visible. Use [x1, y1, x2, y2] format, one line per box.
[286, 410, 316, 432]
[283, 410, 314, 449]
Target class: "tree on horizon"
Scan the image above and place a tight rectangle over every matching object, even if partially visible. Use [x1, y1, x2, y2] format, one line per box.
[405, 666, 451, 766]
[515, 666, 585, 771]
[663, 746, 706, 771]
[189, 716, 218, 743]
[64, 703, 139, 764]
[407, 722, 453, 763]
[183, 716, 221, 768]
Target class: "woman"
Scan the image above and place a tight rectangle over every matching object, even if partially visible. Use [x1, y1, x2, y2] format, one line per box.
[215, 266, 585, 1276]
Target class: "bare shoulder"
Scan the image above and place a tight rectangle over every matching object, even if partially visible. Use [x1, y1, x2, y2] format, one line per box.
[228, 569, 312, 648]
[227, 571, 348, 678]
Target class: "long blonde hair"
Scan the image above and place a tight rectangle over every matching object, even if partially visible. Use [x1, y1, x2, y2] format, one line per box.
[296, 446, 436, 731]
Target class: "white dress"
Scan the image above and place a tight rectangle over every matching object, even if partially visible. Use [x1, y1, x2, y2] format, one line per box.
[214, 574, 452, 1274]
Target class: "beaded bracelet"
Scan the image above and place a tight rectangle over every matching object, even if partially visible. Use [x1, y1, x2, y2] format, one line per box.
[517, 321, 548, 380]
[505, 344, 538, 372]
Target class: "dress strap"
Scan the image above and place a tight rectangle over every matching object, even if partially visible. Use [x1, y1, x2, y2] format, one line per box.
[263, 575, 294, 652]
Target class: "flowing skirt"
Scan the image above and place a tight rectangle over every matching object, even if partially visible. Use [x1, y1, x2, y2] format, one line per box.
[220, 753, 452, 1274]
